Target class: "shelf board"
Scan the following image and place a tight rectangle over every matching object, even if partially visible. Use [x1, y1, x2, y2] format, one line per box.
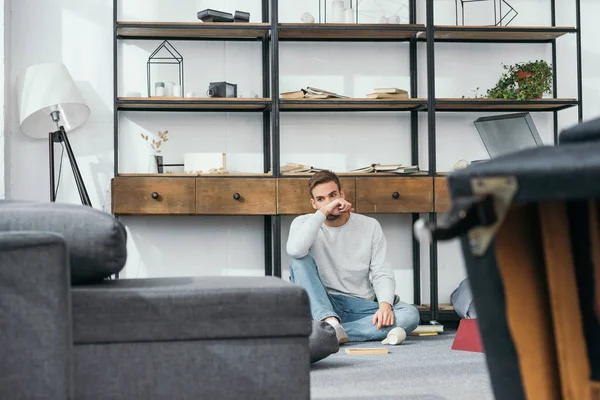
[280, 98, 426, 111]
[116, 21, 270, 40]
[278, 23, 424, 41]
[433, 98, 578, 112]
[419, 25, 576, 42]
[117, 97, 271, 112]
[117, 173, 273, 177]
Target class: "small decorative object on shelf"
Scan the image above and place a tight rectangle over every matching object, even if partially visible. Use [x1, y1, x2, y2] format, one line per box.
[207, 81, 237, 98]
[234, 10, 250, 22]
[147, 41, 184, 98]
[301, 12, 315, 23]
[140, 130, 169, 173]
[455, 0, 518, 26]
[197, 9, 234, 22]
[197, 9, 250, 23]
[319, 0, 359, 23]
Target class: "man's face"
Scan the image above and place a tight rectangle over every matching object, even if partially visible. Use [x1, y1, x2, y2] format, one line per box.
[310, 181, 345, 220]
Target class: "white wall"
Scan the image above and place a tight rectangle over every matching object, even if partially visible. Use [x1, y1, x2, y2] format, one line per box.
[0, 0, 8, 199]
[6, 0, 599, 304]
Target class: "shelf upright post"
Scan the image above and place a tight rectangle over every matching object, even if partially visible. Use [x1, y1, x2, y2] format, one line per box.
[409, 0, 421, 308]
[271, 0, 282, 278]
[262, 0, 273, 277]
[551, 0, 558, 144]
[113, 0, 119, 178]
[426, 0, 439, 323]
[576, 0, 583, 122]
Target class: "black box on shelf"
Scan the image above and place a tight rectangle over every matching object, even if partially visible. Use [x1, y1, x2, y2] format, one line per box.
[207, 82, 237, 98]
[197, 9, 234, 23]
[234, 10, 250, 22]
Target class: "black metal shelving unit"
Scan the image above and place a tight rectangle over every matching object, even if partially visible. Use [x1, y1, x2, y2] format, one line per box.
[113, 0, 275, 276]
[422, 0, 583, 323]
[112, 0, 583, 323]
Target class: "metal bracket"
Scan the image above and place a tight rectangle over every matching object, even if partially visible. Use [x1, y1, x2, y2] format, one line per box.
[468, 176, 518, 256]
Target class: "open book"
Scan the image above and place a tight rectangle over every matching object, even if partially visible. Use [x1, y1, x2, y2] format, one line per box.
[280, 163, 327, 174]
[280, 87, 350, 100]
[351, 163, 419, 174]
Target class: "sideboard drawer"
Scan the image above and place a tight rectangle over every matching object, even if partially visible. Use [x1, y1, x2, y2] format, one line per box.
[111, 177, 196, 215]
[355, 177, 433, 213]
[196, 178, 277, 215]
[434, 177, 451, 213]
[277, 177, 356, 215]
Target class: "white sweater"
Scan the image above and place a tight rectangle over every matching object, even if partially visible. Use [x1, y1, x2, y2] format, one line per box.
[286, 211, 396, 305]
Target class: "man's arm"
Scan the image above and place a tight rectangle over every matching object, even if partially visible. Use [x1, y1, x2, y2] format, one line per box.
[285, 211, 326, 258]
[369, 223, 396, 306]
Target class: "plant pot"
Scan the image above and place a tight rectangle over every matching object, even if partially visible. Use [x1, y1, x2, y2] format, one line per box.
[516, 71, 542, 99]
[147, 154, 162, 173]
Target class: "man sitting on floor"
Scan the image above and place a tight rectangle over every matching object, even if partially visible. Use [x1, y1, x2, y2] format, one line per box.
[286, 170, 420, 344]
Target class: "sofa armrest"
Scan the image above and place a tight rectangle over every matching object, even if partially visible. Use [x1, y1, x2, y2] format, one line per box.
[0, 232, 73, 399]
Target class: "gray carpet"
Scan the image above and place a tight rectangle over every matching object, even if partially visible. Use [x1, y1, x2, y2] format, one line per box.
[310, 331, 494, 400]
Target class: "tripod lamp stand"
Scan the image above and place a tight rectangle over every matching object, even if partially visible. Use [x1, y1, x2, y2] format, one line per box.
[16, 63, 92, 206]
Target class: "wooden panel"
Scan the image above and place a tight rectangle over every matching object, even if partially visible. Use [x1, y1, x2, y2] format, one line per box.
[277, 178, 356, 215]
[434, 177, 451, 213]
[495, 204, 561, 400]
[196, 178, 276, 215]
[355, 177, 433, 214]
[279, 98, 426, 111]
[111, 177, 195, 215]
[117, 22, 270, 39]
[420, 25, 574, 41]
[278, 23, 423, 40]
[539, 203, 592, 400]
[118, 97, 270, 111]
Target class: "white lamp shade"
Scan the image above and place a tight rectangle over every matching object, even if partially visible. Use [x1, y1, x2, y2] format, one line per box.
[16, 63, 90, 139]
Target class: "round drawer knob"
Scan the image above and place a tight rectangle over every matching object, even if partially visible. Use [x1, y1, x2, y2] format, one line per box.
[392, 192, 400, 199]
[233, 192, 241, 200]
[151, 192, 159, 200]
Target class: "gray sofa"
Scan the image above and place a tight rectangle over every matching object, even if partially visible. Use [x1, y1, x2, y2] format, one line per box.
[0, 201, 336, 399]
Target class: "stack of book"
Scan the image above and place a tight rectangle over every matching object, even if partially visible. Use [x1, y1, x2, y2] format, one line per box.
[351, 163, 419, 174]
[409, 325, 445, 337]
[366, 88, 409, 99]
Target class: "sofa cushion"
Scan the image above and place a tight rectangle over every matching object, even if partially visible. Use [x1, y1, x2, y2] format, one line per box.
[71, 276, 311, 343]
[0, 201, 126, 284]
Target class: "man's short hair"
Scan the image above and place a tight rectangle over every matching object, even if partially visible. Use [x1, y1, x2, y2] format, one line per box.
[308, 170, 342, 198]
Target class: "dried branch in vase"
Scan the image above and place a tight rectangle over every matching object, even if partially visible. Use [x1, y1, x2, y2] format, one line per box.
[140, 130, 169, 154]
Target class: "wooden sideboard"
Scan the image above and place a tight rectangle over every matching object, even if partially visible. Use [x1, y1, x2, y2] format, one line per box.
[111, 175, 449, 216]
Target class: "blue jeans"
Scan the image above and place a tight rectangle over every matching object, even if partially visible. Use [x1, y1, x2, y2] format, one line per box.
[289, 255, 420, 342]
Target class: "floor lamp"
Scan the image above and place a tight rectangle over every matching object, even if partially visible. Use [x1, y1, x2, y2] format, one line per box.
[16, 63, 92, 206]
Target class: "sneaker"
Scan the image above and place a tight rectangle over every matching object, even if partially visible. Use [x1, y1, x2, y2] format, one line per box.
[325, 319, 349, 344]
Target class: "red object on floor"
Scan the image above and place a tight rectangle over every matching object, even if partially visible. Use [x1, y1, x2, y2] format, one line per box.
[451, 318, 484, 353]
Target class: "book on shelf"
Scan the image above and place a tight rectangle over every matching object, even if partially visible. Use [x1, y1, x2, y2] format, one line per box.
[280, 87, 350, 100]
[351, 163, 419, 174]
[366, 88, 409, 99]
[280, 163, 327, 174]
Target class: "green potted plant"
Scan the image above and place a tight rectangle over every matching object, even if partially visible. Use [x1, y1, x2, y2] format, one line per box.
[485, 60, 553, 100]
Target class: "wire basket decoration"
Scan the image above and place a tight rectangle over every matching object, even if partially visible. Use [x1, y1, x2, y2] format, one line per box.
[455, 0, 518, 26]
[147, 40, 184, 97]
